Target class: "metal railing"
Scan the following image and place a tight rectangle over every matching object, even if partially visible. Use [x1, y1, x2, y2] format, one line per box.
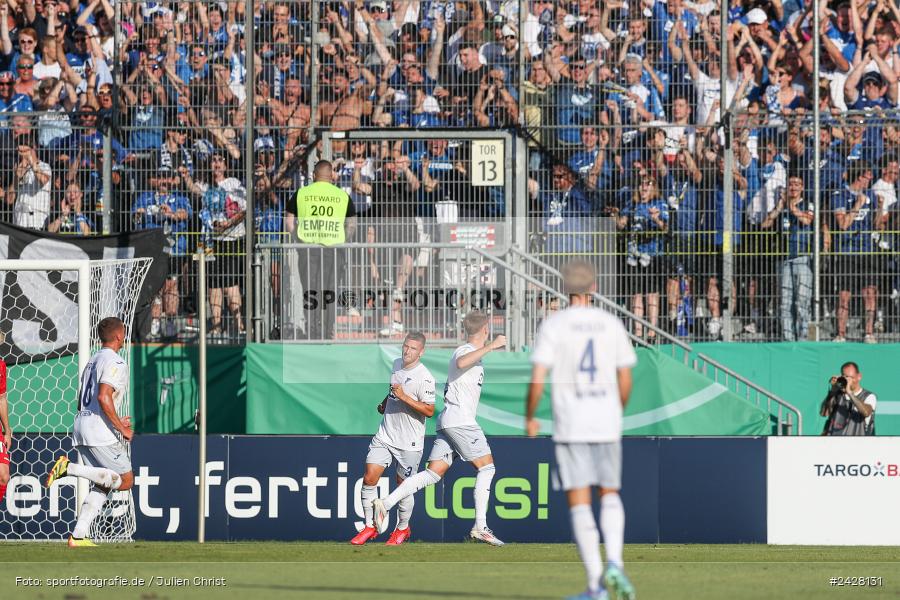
[509, 247, 803, 435]
[254, 242, 567, 350]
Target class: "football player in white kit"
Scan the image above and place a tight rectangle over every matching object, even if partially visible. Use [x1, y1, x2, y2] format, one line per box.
[526, 261, 637, 600]
[351, 331, 436, 545]
[373, 311, 506, 546]
[45, 317, 135, 547]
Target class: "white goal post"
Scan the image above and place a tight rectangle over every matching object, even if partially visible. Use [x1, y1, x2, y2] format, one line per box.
[0, 258, 152, 542]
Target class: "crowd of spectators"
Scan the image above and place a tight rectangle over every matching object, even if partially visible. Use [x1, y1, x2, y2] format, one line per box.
[0, 0, 897, 343]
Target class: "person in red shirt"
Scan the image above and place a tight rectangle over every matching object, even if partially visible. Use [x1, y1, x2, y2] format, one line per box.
[0, 359, 10, 505]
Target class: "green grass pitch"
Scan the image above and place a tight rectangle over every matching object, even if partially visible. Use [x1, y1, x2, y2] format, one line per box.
[0, 543, 897, 599]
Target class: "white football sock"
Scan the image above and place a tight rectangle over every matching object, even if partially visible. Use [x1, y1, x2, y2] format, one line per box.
[473, 464, 496, 530]
[396, 494, 414, 530]
[570, 503, 602, 593]
[600, 492, 625, 568]
[361, 485, 377, 527]
[72, 489, 108, 539]
[67, 462, 122, 490]
[382, 468, 440, 511]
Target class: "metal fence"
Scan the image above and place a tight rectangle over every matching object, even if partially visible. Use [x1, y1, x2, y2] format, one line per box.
[257, 241, 566, 349]
[1, 0, 898, 345]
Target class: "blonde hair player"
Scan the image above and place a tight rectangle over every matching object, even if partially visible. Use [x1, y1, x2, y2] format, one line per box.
[373, 311, 507, 545]
[526, 261, 637, 600]
[350, 331, 436, 546]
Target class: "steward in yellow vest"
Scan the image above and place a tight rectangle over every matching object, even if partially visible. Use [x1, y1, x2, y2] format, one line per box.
[286, 160, 358, 340]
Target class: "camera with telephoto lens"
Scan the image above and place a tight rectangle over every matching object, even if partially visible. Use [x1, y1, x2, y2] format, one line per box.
[831, 376, 848, 394]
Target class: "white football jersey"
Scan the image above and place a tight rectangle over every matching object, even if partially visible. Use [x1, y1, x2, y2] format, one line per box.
[437, 343, 484, 430]
[531, 306, 637, 443]
[375, 359, 436, 451]
[73, 348, 129, 447]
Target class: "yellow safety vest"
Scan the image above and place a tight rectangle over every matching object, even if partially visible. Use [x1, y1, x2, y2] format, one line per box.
[294, 181, 350, 246]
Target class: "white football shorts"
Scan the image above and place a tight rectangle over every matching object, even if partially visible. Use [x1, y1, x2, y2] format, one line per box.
[76, 442, 133, 475]
[553, 441, 622, 491]
[366, 436, 423, 480]
[428, 425, 492, 466]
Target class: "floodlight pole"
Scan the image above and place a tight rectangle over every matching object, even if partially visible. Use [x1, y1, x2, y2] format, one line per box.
[197, 253, 208, 544]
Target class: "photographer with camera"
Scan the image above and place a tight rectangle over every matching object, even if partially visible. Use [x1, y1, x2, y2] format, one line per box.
[820, 361, 877, 436]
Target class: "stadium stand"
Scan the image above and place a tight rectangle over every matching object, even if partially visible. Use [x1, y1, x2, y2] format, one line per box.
[2, 0, 899, 344]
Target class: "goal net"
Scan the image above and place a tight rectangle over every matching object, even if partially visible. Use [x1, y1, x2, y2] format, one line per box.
[0, 258, 152, 542]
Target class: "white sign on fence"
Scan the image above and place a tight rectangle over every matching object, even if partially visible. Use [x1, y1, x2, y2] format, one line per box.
[471, 140, 504, 187]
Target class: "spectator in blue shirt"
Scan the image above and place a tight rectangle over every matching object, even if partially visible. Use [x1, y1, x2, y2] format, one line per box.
[615, 174, 669, 337]
[538, 163, 598, 263]
[64, 27, 91, 77]
[550, 54, 598, 147]
[122, 59, 168, 151]
[200, 4, 230, 57]
[823, 1, 858, 67]
[804, 125, 846, 193]
[45, 182, 93, 234]
[761, 172, 815, 341]
[844, 58, 897, 110]
[0, 71, 33, 120]
[621, 15, 650, 61]
[133, 167, 193, 339]
[133, 166, 193, 255]
[654, 0, 698, 64]
[705, 158, 747, 340]
[2, 26, 41, 75]
[263, 43, 301, 102]
[831, 160, 879, 342]
[126, 28, 165, 77]
[568, 126, 603, 183]
[254, 167, 283, 245]
[662, 145, 702, 323]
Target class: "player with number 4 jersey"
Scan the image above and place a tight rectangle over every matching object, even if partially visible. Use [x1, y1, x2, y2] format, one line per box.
[527, 261, 638, 600]
[45, 317, 136, 547]
[373, 311, 506, 546]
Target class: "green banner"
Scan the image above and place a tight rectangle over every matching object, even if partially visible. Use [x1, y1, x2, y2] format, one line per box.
[691, 342, 900, 436]
[245, 344, 771, 436]
[131, 344, 246, 434]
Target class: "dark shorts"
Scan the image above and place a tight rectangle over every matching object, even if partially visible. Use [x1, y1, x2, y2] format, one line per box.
[623, 256, 666, 296]
[666, 235, 697, 276]
[710, 248, 754, 284]
[209, 238, 246, 289]
[834, 254, 880, 293]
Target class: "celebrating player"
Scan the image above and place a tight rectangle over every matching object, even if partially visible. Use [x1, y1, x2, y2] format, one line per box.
[0, 357, 11, 506]
[350, 331, 436, 545]
[374, 311, 506, 546]
[526, 261, 637, 600]
[45, 317, 135, 547]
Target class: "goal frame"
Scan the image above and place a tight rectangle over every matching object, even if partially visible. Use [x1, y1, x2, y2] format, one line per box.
[0, 258, 151, 542]
[0, 260, 91, 525]
[0, 260, 92, 395]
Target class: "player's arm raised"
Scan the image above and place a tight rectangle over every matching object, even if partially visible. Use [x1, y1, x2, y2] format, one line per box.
[456, 335, 507, 370]
[97, 383, 133, 441]
[390, 384, 435, 418]
[525, 364, 548, 438]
